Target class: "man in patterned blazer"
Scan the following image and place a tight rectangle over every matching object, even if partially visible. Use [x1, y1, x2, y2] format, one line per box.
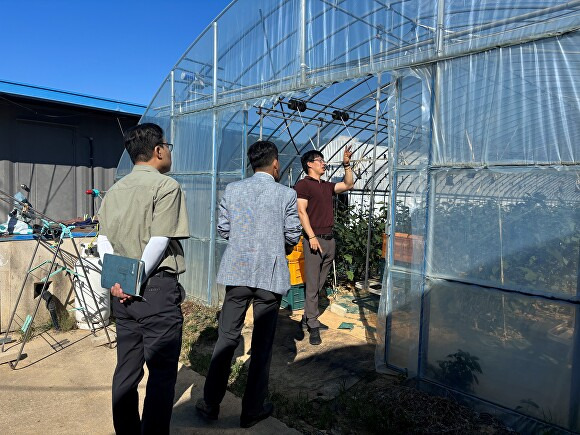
[196, 140, 302, 428]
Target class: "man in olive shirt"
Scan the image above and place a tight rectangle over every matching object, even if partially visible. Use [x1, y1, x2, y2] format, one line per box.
[294, 146, 353, 345]
[97, 123, 190, 434]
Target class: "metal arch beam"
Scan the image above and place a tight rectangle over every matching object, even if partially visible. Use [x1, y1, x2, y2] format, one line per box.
[177, 1, 412, 110]
[166, 0, 580, 117]
[272, 79, 422, 185]
[296, 80, 393, 157]
[251, 75, 424, 187]
[258, 77, 377, 172]
[248, 86, 328, 144]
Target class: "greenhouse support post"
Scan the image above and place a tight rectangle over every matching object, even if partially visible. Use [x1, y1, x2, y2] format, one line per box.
[384, 76, 401, 369]
[207, 21, 219, 304]
[363, 73, 381, 289]
[412, 0, 448, 376]
[417, 54, 444, 378]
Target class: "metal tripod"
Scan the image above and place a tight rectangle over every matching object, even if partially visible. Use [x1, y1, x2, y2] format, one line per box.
[0, 190, 113, 368]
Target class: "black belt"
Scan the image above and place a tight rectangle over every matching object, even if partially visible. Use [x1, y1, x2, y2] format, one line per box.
[152, 270, 177, 278]
[314, 233, 333, 240]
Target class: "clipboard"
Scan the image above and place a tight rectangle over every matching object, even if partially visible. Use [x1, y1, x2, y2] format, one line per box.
[101, 253, 145, 296]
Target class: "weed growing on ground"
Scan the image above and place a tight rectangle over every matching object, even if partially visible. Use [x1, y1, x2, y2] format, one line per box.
[57, 312, 77, 332]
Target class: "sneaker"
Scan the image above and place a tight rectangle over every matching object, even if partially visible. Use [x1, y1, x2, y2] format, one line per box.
[309, 327, 322, 345]
[196, 398, 219, 420]
[240, 402, 274, 428]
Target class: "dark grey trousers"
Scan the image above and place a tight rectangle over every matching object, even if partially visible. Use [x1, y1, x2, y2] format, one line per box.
[303, 237, 335, 329]
[204, 285, 282, 416]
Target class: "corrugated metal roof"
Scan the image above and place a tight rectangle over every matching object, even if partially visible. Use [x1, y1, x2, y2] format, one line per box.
[0, 79, 146, 115]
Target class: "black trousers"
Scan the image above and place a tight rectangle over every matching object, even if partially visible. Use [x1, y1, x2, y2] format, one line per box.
[204, 285, 282, 416]
[111, 275, 185, 435]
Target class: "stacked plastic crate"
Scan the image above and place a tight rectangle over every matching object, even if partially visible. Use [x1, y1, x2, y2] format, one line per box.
[282, 237, 305, 311]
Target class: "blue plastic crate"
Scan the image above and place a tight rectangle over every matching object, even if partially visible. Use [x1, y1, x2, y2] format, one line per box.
[281, 284, 305, 311]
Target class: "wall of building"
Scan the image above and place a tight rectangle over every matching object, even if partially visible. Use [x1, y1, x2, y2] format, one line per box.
[0, 95, 140, 221]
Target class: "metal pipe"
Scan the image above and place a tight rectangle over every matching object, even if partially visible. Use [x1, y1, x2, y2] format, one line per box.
[364, 73, 382, 290]
[254, 107, 389, 129]
[88, 137, 95, 217]
[213, 22, 218, 105]
[436, 0, 446, 56]
[416, 60, 441, 379]
[170, 70, 175, 143]
[300, 0, 307, 84]
[242, 107, 248, 179]
[206, 21, 219, 305]
[384, 76, 401, 368]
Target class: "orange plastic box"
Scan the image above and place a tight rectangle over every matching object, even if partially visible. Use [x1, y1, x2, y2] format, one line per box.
[288, 258, 305, 285]
[286, 237, 304, 261]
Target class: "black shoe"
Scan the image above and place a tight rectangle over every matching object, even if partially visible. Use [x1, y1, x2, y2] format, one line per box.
[296, 321, 305, 340]
[309, 327, 322, 345]
[196, 398, 219, 420]
[240, 402, 274, 428]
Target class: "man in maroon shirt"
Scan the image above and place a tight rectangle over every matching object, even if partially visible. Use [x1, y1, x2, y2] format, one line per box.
[294, 146, 354, 344]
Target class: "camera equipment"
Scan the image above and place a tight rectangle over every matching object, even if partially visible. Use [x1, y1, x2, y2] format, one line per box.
[287, 98, 307, 112]
[332, 110, 349, 122]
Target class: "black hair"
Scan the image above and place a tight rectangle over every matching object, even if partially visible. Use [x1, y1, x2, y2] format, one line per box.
[301, 150, 324, 173]
[248, 140, 279, 171]
[124, 123, 165, 163]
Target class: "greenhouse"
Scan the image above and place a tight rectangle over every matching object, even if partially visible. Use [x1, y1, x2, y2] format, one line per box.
[115, 1, 580, 432]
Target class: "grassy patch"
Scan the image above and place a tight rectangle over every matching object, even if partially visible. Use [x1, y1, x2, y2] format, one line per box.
[180, 301, 248, 395]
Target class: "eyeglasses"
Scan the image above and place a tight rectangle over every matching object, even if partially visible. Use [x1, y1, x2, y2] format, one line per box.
[157, 143, 174, 152]
[312, 158, 326, 164]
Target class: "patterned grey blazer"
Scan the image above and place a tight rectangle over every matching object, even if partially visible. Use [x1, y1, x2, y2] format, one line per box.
[216, 172, 302, 295]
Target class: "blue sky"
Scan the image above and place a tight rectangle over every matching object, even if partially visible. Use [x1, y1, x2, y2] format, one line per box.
[0, 0, 231, 105]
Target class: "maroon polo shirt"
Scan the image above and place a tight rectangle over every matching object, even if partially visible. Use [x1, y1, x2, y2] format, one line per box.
[294, 176, 336, 235]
